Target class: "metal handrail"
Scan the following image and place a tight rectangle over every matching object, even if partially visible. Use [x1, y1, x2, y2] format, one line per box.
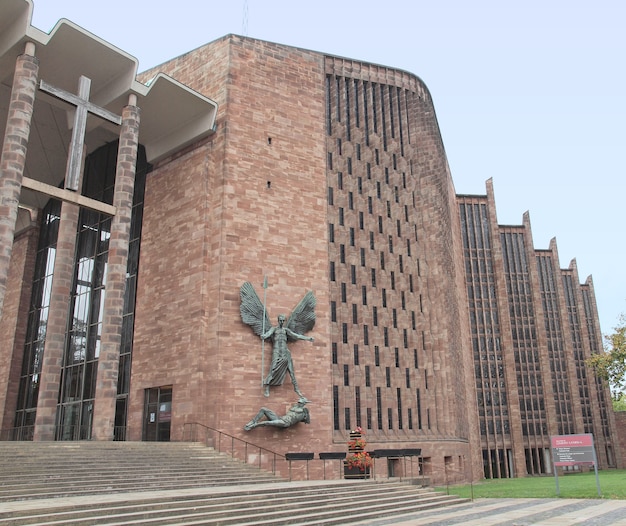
[182, 422, 285, 475]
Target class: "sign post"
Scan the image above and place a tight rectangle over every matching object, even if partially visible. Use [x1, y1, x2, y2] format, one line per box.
[551, 433, 601, 497]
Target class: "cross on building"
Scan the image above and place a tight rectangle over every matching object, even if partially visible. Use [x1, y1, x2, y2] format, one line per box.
[39, 75, 122, 191]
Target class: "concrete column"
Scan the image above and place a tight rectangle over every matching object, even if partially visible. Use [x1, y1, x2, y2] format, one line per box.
[0, 42, 39, 319]
[92, 95, 140, 440]
[33, 200, 81, 440]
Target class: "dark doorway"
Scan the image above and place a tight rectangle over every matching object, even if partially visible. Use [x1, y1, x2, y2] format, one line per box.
[143, 386, 172, 441]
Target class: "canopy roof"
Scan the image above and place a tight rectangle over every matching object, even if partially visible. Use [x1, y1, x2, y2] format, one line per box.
[0, 0, 218, 228]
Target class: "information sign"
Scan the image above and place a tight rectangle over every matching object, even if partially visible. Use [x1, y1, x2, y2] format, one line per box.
[550, 433, 600, 496]
[551, 434, 595, 466]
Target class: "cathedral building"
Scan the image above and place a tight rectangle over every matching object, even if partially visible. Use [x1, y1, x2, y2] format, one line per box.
[0, 0, 620, 483]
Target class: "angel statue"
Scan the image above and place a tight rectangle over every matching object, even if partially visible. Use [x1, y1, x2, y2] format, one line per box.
[240, 282, 315, 397]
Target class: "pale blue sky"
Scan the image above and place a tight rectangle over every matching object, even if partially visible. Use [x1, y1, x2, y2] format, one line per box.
[31, 0, 625, 336]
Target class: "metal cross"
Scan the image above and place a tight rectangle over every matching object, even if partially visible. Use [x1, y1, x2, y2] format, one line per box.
[39, 75, 122, 191]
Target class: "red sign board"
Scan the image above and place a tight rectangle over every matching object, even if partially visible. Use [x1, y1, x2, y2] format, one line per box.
[551, 434, 595, 466]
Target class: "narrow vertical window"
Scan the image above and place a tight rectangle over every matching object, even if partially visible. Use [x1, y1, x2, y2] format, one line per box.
[345, 78, 351, 141]
[416, 389, 422, 430]
[376, 387, 383, 430]
[325, 75, 332, 135]
[363, 81, 370, 145]
[335, 76, 341, 121]
[333, 385, 340, 430]
[397, 388, 403, 429]
[354, 79, 360, 128]
[372, 82, 378, 133]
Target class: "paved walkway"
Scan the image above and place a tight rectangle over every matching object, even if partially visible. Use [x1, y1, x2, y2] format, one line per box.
[359, 498, 626, 526]
[2, 483, 625, 525]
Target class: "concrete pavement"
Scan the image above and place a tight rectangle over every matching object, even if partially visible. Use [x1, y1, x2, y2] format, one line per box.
[359, 497, 626, 525]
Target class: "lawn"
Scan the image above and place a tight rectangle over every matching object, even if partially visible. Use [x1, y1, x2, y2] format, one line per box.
[437, 470, 626, 500]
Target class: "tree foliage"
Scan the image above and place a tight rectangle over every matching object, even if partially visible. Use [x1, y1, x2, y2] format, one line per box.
[587, 315, 626, 404]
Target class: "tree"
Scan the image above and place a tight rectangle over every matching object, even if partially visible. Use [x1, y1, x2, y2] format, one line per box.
[587, 314, 626, 408]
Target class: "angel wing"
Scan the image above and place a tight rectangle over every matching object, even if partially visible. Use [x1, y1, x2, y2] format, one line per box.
[240, 282, 271, 337]
[286, 291, 316, 339]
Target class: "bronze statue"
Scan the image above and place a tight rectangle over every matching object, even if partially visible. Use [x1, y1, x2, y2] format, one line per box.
[240, 282, 315, 397]
[244, 397, 311, 430]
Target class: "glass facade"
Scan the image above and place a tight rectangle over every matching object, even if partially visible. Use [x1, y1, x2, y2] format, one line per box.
[459, 200, 512, 478]
[14, 141, 148, 440]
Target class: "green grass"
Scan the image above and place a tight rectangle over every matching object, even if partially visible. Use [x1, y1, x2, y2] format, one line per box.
[436, 470, 626, 500]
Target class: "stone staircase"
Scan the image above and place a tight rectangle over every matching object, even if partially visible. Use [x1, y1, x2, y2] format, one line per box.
[0, 441, 281, 502]
[0, 441, 468, 525]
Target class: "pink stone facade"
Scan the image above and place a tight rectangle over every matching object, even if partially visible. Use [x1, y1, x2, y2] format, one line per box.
[0, 30, 621, 485]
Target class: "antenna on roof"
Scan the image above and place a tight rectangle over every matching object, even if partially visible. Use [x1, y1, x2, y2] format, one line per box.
[242, 0, 249, 36]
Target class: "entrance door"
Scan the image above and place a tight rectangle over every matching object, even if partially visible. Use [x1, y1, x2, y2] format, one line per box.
[143, 386, 172, 441]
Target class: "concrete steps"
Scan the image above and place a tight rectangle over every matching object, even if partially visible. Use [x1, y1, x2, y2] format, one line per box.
[0, 442, 468, 525]
[0, 441, 280, 502]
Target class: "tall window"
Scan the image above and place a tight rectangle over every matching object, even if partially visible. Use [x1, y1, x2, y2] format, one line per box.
[15, 141, 148, 441]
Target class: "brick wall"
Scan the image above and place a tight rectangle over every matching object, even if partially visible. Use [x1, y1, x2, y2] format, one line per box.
[131, 36, 332, 458]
